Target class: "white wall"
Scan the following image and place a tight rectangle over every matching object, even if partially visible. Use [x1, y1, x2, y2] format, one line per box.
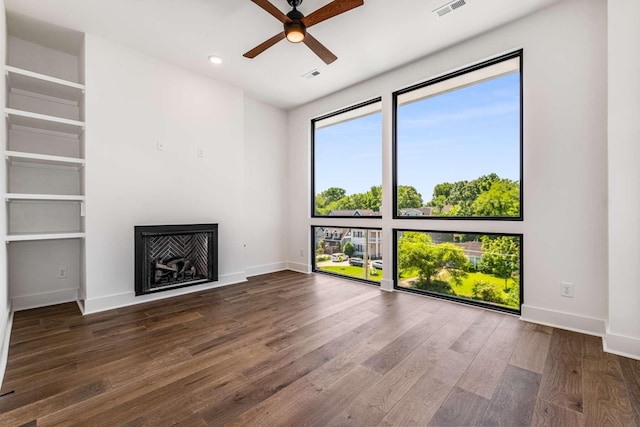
[607, 0, 640, 358]
[287, 0, 609, 336]
[244, 97, 288, 276]
[83, 34, 287, 313]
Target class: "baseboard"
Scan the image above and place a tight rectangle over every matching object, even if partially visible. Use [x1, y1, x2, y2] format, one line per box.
[11, 288, 79, 311]
[604, 331, 640, 360]
[245, 262, 288, 278]
[520, 304, 606, 337]
[82, 271, 247, 314]
[287, 261, 310, 274]
[0, 308, 13, 388]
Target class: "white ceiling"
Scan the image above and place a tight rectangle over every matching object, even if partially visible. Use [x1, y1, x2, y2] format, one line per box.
[5, 0, 563, 110]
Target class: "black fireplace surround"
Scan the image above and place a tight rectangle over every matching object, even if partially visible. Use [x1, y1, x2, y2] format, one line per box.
[135, 223, 218, 296]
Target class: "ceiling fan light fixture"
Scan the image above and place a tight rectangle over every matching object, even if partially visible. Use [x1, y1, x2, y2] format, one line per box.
[284, 22, 306, 43]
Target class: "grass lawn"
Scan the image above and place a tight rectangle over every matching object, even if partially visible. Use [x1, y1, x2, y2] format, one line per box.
[453, 272, 510, 296]
[399, 268, 519, 309]
[319, 265, 382, 282]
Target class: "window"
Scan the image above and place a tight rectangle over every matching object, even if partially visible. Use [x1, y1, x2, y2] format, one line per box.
[394, 51, 522, 219]
[313, 226, 383, 284]
[395, 230, 522, 313]
[312, 98, 382, 217]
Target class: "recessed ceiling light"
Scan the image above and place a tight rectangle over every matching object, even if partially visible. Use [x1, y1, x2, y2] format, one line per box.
[208, 55, 223, 65]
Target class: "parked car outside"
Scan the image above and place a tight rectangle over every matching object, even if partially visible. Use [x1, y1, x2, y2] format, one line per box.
[331, 253, 348, 262]
[371, 260, 383, 270]
[349, 257, 364, 266]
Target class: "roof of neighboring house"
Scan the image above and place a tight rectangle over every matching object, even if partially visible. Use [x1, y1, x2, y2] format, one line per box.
[455, 241, 483, 257]
[399, 207, 433, 216]
[317, 227, 349, 240]
[328, 209, 379, 217]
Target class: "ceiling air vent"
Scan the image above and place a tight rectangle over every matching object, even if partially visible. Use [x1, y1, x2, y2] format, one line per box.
[433, 0, 469, 18]
[302, 69, 321, 80]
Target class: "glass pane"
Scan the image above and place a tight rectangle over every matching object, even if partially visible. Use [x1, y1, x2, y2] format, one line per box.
[395, 55, 521, 218]
[396, 230, 521, 312]
[313, 226, 382, 283]
[313, 100, 382, 217]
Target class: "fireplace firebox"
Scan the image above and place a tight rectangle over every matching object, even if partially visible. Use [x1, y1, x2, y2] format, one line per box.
[134, 224, 218, 296]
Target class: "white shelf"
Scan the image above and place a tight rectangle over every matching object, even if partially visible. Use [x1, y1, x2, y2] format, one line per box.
[6, 66, 84, 104]
[5, 65, 84, 90]
[5, 108, 85, 136]
[6, 150, 84, 168]
[5, 231, 85, 242]
[6, 193, 85, 201]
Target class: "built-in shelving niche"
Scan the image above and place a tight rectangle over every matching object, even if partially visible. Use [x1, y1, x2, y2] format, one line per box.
[5, 13, 86, 310]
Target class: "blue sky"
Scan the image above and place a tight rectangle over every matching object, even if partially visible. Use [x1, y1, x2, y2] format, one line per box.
[314, 72, 520, 201]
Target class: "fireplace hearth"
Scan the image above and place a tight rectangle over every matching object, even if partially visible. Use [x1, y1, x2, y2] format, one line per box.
[135, 224, 218, 296]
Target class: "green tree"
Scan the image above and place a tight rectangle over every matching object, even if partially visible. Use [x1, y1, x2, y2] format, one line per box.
[397, 185, 423, 209]
[479, 236, 520, 291]
[343, 241, 355, 257]
[321, 187, 346, 204]
[361, 185, 382, 211]
[398, 232, 468, 287]
[471, 180, 520, 217]
[432, 182, 453, 200]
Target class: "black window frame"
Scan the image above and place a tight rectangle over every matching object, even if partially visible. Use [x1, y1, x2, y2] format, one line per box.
[393, 228, 524, 314]
[392, 50, 524, 221]
[311, 97, 383, 219]
[311, 225, 383, 286]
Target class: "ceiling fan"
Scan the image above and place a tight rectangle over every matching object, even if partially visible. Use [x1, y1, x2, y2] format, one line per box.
[244, 0, 364, 65]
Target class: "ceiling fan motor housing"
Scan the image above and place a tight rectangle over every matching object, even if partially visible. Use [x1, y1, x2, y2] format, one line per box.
[285, 8, 306, 42]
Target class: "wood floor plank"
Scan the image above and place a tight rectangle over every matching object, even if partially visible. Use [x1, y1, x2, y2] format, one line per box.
[449, 310, 504, 356]
[531, 398, 583, 427]
[583, 335, 636, 427]
[2, 271, 638, 426]
[479, 364, 541, 426]
[381, 349, 474, 426]
[619, 356, 640, 427]
[538, 328, 584, 413]
[427, 386, 490, 427]
[509, 323, 553, 374]
[456, 315, 525, 399]
[271, 365, 382, 427]
[361, 302, 480, 375]
[359, 304, 483, 414]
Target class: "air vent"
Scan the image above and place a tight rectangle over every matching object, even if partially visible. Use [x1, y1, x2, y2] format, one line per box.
[433, 0, 469, 18]
[302, 69, 321, 79]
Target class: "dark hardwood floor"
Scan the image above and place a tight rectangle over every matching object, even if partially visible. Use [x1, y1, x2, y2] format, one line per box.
[1, 271, 638, 426]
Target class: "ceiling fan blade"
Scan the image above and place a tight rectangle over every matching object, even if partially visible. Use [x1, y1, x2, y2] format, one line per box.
[251, 0, 292, 24]
[303, 32, 338, 64]
[243, 32, 286, 58]
[302, 0, 364, 28]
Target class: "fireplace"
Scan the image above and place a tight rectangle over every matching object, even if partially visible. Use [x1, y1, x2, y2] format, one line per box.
[134, 223, 218, 296]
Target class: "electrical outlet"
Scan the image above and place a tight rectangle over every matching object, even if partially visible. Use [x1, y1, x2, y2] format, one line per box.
[57, 267, 68, 279]
[561, 282, 574, 298]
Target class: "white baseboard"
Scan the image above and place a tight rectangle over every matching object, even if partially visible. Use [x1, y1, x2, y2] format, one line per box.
[11, 288, 79, 311]
[82, 271, 247, 314]
[245, 262, 288, 278]
[0, 308, 13, 388]
[604, 331, 640, 360]
[520, 304, 606, 337]
[287, 261, 310, 274]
